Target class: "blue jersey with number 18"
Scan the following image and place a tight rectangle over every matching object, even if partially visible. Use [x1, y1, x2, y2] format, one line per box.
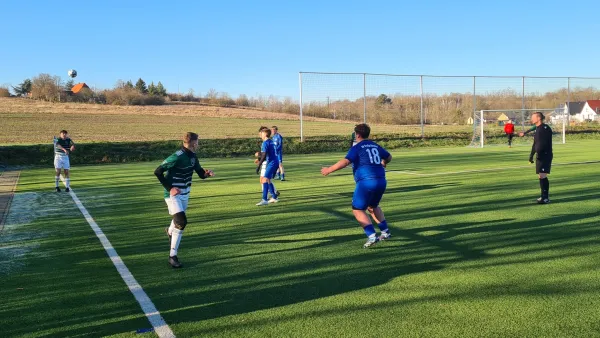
[345, 140, 390, 182]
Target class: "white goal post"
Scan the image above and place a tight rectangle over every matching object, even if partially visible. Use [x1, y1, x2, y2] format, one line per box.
[471, 108, 566, 148]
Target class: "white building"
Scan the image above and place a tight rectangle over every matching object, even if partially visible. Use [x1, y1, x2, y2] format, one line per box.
[579, 100, 600, 122]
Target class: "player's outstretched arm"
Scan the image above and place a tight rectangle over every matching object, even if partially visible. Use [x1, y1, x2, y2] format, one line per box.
[69, 139, 75, 152]
[321, 158, 351, 176]
[194, 164, 214, 179]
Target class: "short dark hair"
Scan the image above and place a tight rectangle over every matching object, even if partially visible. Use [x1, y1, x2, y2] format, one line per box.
[60, 130, 68, 134]
[354, 123, 371, 139]
[271, 126, 278, 130]
[259, 126, 272, 137]
[534, 112, 545, 121]
[183, 132, 199, 144]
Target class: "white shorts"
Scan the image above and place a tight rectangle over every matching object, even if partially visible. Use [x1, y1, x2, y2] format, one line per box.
[54, 155, 70, 169]
[260, 162, 267, 177]
[164, 194, 189, 215]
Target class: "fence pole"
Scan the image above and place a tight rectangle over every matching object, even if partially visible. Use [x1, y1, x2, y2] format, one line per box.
[565, 77, 570, 144]
[473, 76, 477, 140]
[363, 73, 367, 123]
[299, 72, 303, 142]
[522, 76, 525, 111]
[420, 75, 424, 138]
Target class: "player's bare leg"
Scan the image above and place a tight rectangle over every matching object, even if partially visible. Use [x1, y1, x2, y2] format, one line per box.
[63, 169, 71, 192]
[54, 168, 61, 192]
[278, 163, 285, 181]
[353, 209, 379, 248]
[368, 206, 391, 240]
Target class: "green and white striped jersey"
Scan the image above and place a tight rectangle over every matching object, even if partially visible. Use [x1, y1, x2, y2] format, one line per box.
[157, 148, 204, 198]
[53, 137, 73, 156]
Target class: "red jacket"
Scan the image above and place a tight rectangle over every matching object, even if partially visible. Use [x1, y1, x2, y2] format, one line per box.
[504, 123, 514, 134]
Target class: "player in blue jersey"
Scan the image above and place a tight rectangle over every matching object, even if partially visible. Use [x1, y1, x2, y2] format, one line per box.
[271, 126, 285, 181]
[321, 124, 392, 248]
[255, 126, 280, 206]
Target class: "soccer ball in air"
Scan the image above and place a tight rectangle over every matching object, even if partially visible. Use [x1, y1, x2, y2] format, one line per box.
[68, 69, 77, 78]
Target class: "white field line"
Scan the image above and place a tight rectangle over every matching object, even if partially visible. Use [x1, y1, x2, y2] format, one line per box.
[61, 177, 175, 338]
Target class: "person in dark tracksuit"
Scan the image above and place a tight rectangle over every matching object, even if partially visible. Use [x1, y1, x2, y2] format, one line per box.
[519, 112, 553, 204]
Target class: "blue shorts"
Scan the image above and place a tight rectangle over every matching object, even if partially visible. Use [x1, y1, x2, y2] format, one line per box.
[352, 179, 387, 210]
[261, 162, 279, 179]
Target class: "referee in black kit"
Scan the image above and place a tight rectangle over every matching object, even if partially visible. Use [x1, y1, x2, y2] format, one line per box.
[519, 112, 553, 204]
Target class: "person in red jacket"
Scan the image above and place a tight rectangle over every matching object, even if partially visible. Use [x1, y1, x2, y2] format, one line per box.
[504, 120, 515, 148]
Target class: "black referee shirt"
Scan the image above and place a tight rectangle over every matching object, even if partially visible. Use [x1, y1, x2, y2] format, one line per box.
[532, 123, 553, 158]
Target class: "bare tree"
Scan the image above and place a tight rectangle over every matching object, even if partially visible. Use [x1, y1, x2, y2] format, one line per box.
[30, 73, 62, 101]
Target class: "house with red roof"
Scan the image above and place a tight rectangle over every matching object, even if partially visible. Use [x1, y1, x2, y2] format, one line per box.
[71, 83, 90, 94]
[579, 100, 600, 122]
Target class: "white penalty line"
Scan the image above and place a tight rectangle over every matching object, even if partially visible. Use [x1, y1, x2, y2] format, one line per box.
[61, 177, 175, 338]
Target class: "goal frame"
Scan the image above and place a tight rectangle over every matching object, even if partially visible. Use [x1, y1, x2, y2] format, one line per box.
[474, 108, 566, 148]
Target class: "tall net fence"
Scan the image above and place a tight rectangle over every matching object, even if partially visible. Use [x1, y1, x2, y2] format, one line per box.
[299, 73, 600, 141]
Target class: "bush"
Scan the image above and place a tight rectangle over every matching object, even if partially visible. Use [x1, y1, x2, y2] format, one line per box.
[2, 130, 599, 166]
[100, 88, 164, 105]
[0, 87, 10, 97]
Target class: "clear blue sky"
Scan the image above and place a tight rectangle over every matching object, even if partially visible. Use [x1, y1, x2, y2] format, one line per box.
[1, 0, 599, 99]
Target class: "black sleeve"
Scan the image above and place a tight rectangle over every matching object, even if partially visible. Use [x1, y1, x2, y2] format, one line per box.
[194, 165, 207, 179]
[154, 166, 171, 191]
[529, 143, 535, 161]
[256, 152, 267, 173]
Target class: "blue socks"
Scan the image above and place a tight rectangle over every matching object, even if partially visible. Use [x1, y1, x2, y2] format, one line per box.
[363, 224, 376, 238]
[262, 182, 269, 200]
[268, 183, 277, 199]
[377, 220, 389, 233]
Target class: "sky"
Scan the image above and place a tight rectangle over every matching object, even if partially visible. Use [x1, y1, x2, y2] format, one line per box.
[1, 0, 599, 99]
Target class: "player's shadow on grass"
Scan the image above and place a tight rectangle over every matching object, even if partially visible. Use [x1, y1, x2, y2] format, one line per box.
[151, 209, 600, 329]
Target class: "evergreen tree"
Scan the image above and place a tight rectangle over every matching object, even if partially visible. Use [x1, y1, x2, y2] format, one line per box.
[148, 81, 157, 96]
[156, 81, 167, 96]
[64, 79, 75, 91]
[135, 78, 148, 94]
[12, 79, 32, 96]
[125, 80, 134, 89]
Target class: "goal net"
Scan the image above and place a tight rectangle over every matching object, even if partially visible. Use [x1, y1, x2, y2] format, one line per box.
[469, 108, 566, 148]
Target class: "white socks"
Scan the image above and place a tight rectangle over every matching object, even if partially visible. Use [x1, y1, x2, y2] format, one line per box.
[170, 228, 183, 257]
[167, 220, 176, 236]
[55, 176, 70, 188]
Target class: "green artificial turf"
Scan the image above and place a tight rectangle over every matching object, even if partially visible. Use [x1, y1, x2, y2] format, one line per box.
[2, 140, 600, 337]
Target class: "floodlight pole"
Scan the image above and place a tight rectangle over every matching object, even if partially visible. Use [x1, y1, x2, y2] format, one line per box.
[299, 72, 304, 142]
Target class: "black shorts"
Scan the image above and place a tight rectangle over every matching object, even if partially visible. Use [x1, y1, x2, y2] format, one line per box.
[536, 156, 552, 174]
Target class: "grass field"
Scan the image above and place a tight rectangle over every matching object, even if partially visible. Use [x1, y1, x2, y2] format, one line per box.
[2, 140, 600, 337]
